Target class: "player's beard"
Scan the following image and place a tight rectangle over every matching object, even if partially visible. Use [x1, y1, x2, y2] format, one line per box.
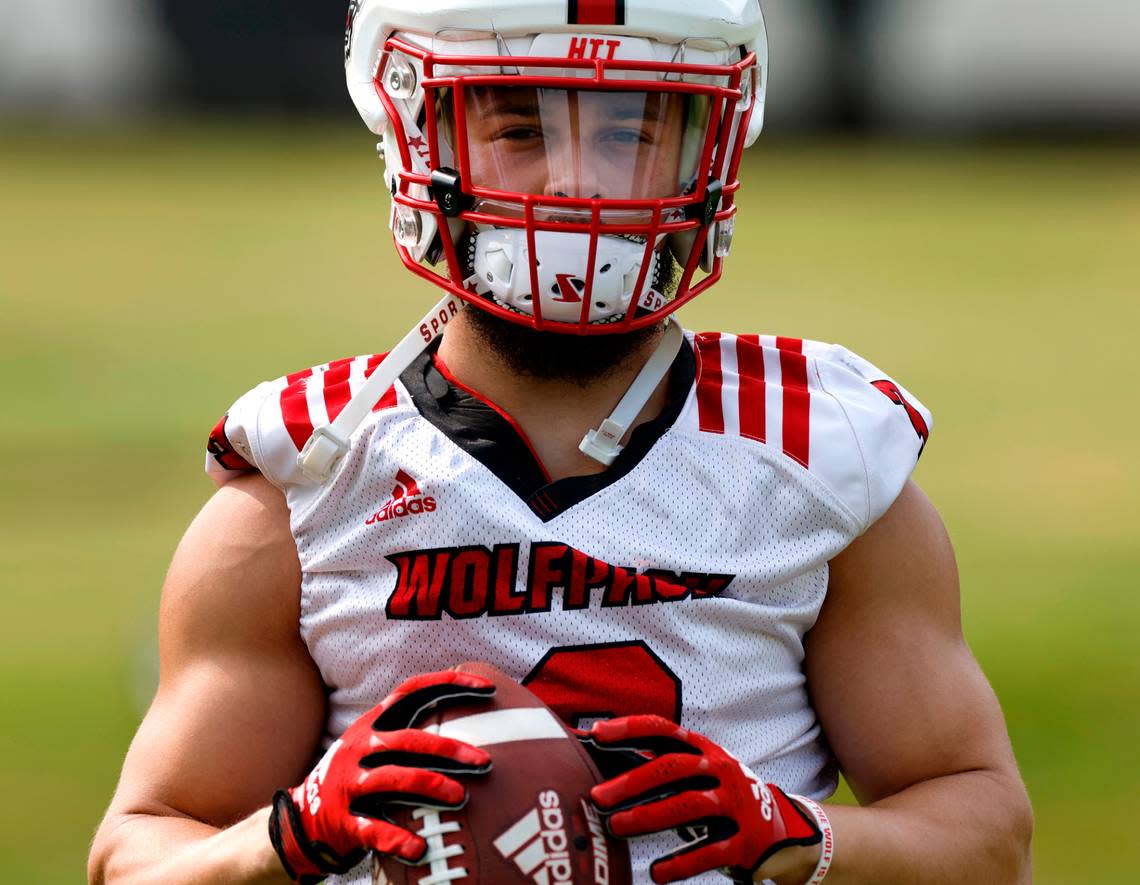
[463, 307, 665, 386]
[458, 235, 679, 386]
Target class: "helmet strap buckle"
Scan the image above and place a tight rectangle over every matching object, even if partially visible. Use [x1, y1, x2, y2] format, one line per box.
[579, 319, 686, 466]
[431, 167, 475, 218]
[686, 178, 724, 226]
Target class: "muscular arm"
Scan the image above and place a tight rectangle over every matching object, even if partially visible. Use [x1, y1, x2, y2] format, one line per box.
[768, 481, 1032, 884]
[88, 474, 326, 885]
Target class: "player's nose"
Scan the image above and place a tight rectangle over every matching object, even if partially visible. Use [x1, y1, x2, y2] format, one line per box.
[543, 142, 605, 200]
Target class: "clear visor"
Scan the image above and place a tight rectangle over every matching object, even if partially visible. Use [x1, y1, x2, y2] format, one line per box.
[442, 86, 710, 206]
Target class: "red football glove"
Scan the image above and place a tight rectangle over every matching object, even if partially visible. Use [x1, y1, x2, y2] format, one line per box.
[588, 716, 821, 884]
[268, 671, 494, 883]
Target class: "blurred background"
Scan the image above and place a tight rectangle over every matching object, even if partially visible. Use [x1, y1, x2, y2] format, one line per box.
[4, 0, 1140, 130]
[2, 2, 1137, 883]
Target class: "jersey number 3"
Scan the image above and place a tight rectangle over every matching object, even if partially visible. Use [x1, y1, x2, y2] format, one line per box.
[522, 641, 682, 730]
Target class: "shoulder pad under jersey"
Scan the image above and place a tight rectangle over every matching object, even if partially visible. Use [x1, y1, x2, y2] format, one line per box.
[204, 354, 395, 488]
[807, 341, 932, 531]
[689, 333, 932, 532]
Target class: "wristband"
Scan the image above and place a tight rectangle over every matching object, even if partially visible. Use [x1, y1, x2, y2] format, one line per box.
[789, 796, 833, 885]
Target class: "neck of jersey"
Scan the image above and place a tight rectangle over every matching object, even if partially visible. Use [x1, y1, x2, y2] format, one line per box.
[399, 339, 696, 522]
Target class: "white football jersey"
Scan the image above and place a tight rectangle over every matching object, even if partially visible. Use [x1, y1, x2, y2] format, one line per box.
[207, 331, 931, 885]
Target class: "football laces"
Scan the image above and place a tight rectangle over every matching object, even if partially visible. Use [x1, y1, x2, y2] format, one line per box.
[411, 807, 467, 884]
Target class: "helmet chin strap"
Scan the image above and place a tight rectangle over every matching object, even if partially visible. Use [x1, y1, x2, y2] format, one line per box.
[298, 298, 684, 482]
[579, 317, 685, 466]
[298, 293, 462, 483]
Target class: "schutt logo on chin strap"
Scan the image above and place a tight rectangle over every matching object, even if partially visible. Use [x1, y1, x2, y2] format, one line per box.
[365, 469, 437, 525]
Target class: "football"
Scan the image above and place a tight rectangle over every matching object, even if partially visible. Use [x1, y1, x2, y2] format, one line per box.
[372, 661, 631, 885]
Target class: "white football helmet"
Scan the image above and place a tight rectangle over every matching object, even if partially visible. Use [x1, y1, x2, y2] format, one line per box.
[345, 0, 768, 335]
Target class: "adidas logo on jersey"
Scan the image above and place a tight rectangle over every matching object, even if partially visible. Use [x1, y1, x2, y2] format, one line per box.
[365, 469, 436, 525]
[493, 791, 575, 885]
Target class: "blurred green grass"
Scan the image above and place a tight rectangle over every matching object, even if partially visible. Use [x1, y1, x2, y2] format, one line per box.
[1, 124, 1137, 883]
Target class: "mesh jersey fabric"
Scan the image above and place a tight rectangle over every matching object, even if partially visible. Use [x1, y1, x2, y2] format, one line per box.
[206, 330, 932, 885]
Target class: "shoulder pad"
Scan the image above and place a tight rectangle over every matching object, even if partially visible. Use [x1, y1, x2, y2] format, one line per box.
[689, 333, 931, 531]
[808, 343, 932, 531]
[205, 354, 397, 488]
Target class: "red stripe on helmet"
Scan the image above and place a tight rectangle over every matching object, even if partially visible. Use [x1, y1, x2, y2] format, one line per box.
[569, 0, 625, 26]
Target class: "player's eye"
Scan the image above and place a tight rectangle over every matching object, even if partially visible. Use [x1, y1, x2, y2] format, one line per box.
[497, 126, 543, 141]
[600, 127, 654, 146]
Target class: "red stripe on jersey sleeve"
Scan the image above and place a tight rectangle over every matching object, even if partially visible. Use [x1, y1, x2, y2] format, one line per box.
[695, 333, 726, 435]
[279, 369, 315, 453]
[777, 339, 811, 468]
[365, 353, 399, 412]
[736, 335, 767, 443]
[322, 357, 355, 422]
[374, 386, 398, 411]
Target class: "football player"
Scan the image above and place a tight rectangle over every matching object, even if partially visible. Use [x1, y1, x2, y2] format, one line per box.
[89, 2, 1032, 884]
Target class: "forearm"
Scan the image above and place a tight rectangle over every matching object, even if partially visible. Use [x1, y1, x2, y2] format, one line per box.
[89, 806, 289, 885]
[762, 769, 1033, 885]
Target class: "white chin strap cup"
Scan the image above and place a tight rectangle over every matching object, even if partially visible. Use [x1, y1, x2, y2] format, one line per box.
[579, 318, 685, 466]
[465, 229, 661, 326]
